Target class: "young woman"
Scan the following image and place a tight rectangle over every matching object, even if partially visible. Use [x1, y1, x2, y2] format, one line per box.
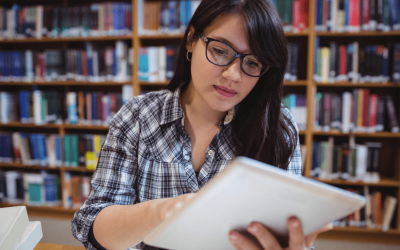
[72, 0, 331, 249]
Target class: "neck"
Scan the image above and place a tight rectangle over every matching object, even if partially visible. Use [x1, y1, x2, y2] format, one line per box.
[179, 81, 226, 128]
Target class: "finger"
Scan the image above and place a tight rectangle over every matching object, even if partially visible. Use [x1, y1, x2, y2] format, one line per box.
[304, 223, 333, 248]
[229, 230, 261, 250]
[287, 217, 305, 249]
[247, 222, 281, 250]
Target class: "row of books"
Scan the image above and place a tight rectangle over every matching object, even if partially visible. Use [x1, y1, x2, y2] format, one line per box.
[282, 94, 307, 131]
[138, 0, 200, 35]
[333, 187, 398, 231]
[0, 86, 133, 125]
[314, 91, 399, 133]
[0, 41, 133, 83]
[273, 0, 310, 32]
[314, 41, 400, 84]
[0, 132, 106, 169]
[0, 170, 91, 209]
[312, 137, 382, 182]
[316, 0, 400, 32]
[0, 3, 132, 39]
[284, 43, 301, 82]
[138, 46, 179, 82]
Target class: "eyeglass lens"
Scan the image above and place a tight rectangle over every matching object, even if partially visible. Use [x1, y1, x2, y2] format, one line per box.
[206, 40, 264, 76]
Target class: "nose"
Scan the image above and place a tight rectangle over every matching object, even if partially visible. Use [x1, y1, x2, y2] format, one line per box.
[221, 57, 242, 82]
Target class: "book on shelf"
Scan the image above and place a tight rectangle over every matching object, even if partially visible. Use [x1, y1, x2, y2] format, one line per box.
[312, 136, 383, 182]
[63, 172, 91, 209]
[0, 87, 132, 126]
[282, 93, 307, 131]
[0, 170, 61, 207]
[0, 3, 132, 39]
[284, 43, 300, 81]
[314, 90, 399, 133]
[0, 40, 132, 83]
[314, 41, 398, 84]
[0, 132, 107, 170]
[138, 0, 200, 35]
[139, 45, 179, 82]
[272, 0, 310, 32]
[333, 186, 398, 231]
[316, 0, 400, 32]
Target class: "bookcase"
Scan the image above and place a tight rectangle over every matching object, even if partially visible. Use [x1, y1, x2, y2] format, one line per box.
[0, 0, 400, 245]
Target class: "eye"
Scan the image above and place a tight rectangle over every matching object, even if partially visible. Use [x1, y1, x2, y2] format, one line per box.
[246, 60, 259, 67]
[212, 48, 227, 55]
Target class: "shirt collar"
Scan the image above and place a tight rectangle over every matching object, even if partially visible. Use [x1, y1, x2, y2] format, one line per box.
[160, 86, 236, 126]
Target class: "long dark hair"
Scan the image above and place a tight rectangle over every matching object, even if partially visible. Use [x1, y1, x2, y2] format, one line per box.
[166, 0, 298, 170]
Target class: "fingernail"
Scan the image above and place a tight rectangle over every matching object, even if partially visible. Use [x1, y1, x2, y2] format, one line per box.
[248, 223, 259, 233]
[229, 233, 238, 242]
[291, 220, 299, 228]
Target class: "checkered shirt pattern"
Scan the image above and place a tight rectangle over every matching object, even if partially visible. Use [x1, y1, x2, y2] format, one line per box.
[71, 87, 302, 250]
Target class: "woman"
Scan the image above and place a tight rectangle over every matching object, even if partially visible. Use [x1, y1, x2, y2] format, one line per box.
[72, 0, 331, 249]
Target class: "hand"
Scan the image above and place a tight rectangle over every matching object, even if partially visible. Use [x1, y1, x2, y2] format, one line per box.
[228, 217, 333, 250]
[157, 193, 196, 223]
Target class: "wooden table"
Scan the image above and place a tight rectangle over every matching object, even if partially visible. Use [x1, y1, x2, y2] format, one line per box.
[34, 243, 85, 250]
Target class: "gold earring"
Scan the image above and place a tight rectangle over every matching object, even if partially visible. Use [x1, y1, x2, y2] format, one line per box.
[186, 50, 192, 61]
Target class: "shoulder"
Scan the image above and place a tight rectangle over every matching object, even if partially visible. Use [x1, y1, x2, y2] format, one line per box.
[114, 89, 172, 123]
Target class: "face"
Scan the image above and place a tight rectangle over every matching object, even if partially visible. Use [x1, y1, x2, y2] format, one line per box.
[186, 13, 260, 113]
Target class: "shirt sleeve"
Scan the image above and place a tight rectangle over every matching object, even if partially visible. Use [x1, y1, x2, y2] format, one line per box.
[71, 97, 141, 249]
[281, 106, 302, 176]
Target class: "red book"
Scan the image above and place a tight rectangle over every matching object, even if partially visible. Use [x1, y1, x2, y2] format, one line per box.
[323, 0, 328, 31]
[96, 93, 103, 124]
[293, 0, 301, 32]
[349, 0, 356, 31]
[39, 53, 46, 80]
[302, 0, 309, 30]
[339, 45, 347, 81]
[362, 89, 369, 130]
[369, 94, 377, 132]
[353, 0, 361, 30]
[362, 0, 370, 30]
[86, 92, 92, 123]
[375, 192, 382, 227]
[110, 93, 116, 115]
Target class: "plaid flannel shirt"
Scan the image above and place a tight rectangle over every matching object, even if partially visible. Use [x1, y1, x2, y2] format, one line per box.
[71, 87, 302, 250]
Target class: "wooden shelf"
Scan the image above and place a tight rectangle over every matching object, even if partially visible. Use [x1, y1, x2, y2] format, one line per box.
[0, 81, 131, 86]
[0, 122, 110, 130]
[315, 82, 399, 87]
[316, 30, 400, 36]
[140, 81, 169, 86]
[311, 178, 400, 187]
[0, 163, 96, 173]
[284, 80, 308, 86]
[330, 227, 400, 234]
[313, 131, 400, 138]
[0, 202, 78, 219]
[0, 35, 133, 43]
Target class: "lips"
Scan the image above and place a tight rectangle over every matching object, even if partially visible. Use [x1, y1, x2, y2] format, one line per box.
[214, 85, 237, 98]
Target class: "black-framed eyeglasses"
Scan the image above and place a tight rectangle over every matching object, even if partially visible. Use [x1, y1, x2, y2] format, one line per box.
[199, 33, 270, 77]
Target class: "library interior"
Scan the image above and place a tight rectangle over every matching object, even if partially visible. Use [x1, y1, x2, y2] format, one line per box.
[1, 0, 400, 249]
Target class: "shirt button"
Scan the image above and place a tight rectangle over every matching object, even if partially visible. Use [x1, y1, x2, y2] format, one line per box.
[184, 155, 190, 161]
[208, 150, 214, 156]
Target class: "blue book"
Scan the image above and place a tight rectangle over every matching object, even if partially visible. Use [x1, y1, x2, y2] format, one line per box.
[180, 1, 187, 29]
[37, 134, 47, 166]
[113, 3, 119, 32]
[0, 135, 4, 162]
[327, 0, 332, 31]
[92, 92, 97, 121]
[54, 135, 62, 167]
[19, 91, 26, 123]
[112, 49, 117, 76]
[5, 52, 11, 77]
[316, 0, 321, 29]
[0, 51, 4, 78]
[85, 42, 94, 78]
[13, 51, 21, 79]
[383, 47, 388, 81]
[186, 0, 192, 24]
[344, 0, 349, 31]
[28, 134, 38, 165]
[76, 51, 82, 76]
[389, 0, 400, 29]
[44, 175, 56, 205]
[169, 1, 176, 31]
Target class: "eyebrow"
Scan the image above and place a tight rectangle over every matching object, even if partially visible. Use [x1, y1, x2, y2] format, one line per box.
[212, 35, 252, 54]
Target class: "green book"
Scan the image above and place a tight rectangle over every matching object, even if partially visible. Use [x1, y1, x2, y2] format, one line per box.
[71, 134, 79, 167]
[63, 135, 71, 167]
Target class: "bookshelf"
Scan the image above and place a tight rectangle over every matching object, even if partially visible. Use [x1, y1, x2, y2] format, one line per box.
[0, 0, 399, 245]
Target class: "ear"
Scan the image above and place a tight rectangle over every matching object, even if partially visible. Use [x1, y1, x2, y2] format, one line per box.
[186, 25, 196, 51]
